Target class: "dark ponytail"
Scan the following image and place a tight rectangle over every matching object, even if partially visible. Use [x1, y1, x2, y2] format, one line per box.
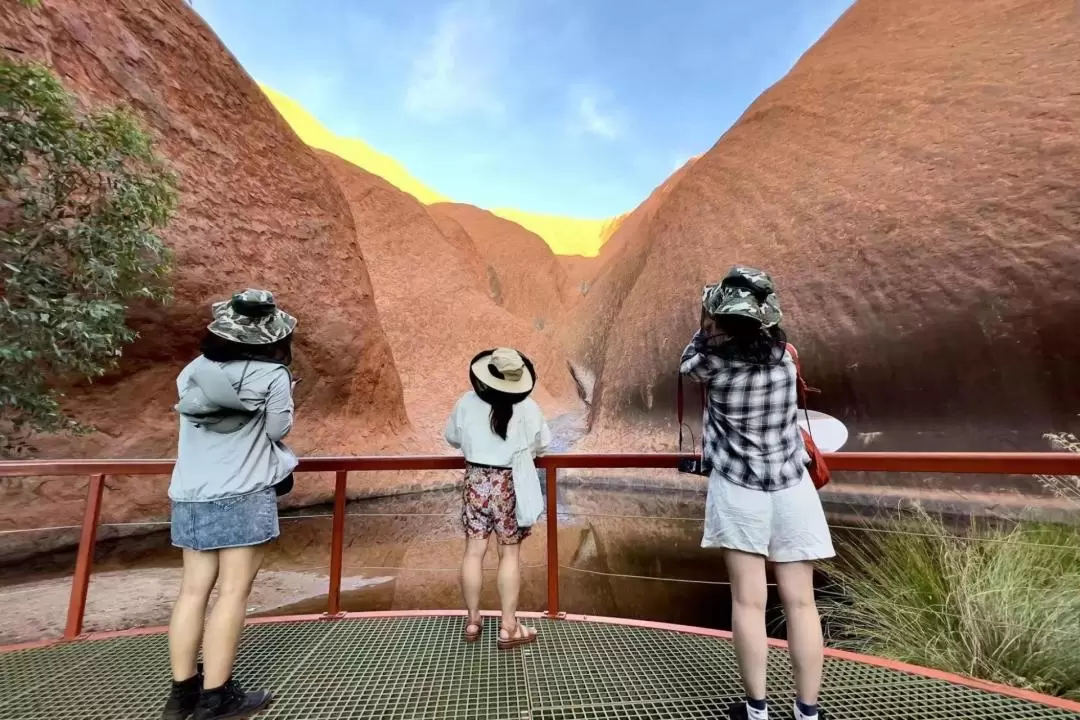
[488, 400, 515, 441]
[468, 350, 537, 440]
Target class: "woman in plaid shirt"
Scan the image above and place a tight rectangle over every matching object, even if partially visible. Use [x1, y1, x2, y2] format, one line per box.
[680, 267, 834, 720]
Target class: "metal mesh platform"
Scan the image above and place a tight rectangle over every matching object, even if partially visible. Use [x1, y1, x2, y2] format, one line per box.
[0, 616, 1076, 720]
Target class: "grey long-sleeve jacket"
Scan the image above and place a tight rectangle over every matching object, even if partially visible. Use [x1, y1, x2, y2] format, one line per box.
[169, 356, 297, 502]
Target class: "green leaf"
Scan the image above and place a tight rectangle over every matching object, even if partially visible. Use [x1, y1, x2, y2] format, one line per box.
[1, 58, 177, 452]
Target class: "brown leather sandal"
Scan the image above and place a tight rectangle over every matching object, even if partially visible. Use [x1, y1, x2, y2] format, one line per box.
[463, 619, 484, 643]
[497, 622, 538, 650]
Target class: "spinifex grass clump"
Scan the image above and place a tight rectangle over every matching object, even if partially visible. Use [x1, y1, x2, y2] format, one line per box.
[824, 508, 1080, 700]
[1037, 430, 1080, 503]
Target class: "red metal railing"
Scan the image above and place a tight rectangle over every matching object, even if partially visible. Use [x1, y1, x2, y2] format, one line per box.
[1, 451, 1079, 640]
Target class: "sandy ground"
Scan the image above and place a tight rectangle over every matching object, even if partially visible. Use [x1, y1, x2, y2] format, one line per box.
[0, 568, 389, 645]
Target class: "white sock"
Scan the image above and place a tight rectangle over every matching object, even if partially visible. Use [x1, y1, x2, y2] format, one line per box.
[746, 703, 768, 720]
[794, 699, 818, 719]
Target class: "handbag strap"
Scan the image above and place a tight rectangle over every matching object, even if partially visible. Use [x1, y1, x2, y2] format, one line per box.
[786, 343, 817, 445]
[676, 371, 705, 454]
[677, 371, 685, 450]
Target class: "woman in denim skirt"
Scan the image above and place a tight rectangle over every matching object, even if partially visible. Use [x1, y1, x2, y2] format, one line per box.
[161, 289, 298, 720]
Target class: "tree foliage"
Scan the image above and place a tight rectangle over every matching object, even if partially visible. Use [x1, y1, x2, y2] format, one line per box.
[0, 59, 177, 454]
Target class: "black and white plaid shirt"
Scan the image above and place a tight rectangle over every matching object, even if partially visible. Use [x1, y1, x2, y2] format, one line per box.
[680, 332, 808, 491]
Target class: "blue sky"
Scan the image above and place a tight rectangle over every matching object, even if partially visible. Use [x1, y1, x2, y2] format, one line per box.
[193, 0, 853, 218]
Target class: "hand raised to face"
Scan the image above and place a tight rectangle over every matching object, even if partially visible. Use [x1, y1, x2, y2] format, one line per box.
[700, 307, 721, 338]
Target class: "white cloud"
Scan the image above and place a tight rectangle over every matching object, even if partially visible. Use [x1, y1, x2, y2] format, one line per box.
[578, 95, 620, 139]
[405, 0, 505, 121]
[568, 86, 624, 141]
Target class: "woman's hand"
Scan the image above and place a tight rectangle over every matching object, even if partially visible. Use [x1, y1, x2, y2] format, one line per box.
[700, 308, 721, 338]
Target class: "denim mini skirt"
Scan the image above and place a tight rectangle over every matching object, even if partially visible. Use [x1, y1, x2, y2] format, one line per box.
[171, 487, 280, 551]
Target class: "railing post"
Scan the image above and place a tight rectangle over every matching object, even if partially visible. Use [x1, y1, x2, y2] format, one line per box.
[327, 470, 348, 616]
[64, 474, 105, 640]
[544, 464, 562, 618]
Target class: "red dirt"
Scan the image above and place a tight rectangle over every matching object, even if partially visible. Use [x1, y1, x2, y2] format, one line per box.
[0, 0, 409, 538]
[569, 0, 1080, 452]
[319, 153, 581, 441]
[430, 203, 572, 329]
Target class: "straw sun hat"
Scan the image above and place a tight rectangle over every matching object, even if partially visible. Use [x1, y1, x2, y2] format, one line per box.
[470, 348, 535, 394]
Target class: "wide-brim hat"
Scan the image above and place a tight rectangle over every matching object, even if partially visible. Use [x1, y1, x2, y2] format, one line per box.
[702, 266, 782, 328]
[207, 289, 297, 345]
[470, 348, 535, 394]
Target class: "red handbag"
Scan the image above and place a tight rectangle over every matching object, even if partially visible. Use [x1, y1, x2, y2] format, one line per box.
[786, 344, 831, 490]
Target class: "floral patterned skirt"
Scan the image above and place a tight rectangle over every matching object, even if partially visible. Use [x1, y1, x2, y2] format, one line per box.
[461, 463, 530, 545]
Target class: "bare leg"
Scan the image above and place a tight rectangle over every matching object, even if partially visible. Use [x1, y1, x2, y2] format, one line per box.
[496, 541, 520, 632]
[168, 549, 219, 681]
[460, 536, 488, 633]
[725, 549, 769, 701]
[774, 560, 823, 706]
[201, 545, 265, 689]
[496, 541, 536, 641]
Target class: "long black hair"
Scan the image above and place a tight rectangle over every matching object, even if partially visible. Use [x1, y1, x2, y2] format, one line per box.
[468, 350, 537, 440]
[708, 314, 787, 366]
[200, 331, 294, 366]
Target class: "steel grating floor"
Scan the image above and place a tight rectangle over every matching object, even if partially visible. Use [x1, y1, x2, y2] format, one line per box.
[0, 616, 1076, 720]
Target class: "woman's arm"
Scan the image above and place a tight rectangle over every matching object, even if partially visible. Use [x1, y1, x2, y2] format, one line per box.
[263, 369, 295, 442]
[532, 417, 553, 457]
[679, 330, 720, 383]
[444, 398, 464, 449]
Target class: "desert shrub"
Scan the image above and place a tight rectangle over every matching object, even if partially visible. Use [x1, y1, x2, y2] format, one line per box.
[823, 507, 1080, 700]
[1037, 429, 1080, 503]
[0, 59, 177, 454]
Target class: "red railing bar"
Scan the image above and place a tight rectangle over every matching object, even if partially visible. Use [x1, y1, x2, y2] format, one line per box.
[0, 459, 177, 476]
[64, 474, 105, 640]
[822, 452, 1080, 475]
[16, 450, 1080, 644]
[327, 471, 348, 616]
[3, 451, 1080, 478]
[544, 467, 561, 618]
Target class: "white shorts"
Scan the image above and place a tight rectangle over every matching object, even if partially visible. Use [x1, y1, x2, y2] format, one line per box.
[701, 469, 835, 562]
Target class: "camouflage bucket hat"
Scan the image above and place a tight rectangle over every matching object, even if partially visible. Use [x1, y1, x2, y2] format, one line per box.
[207, 289, 297, 345]
[701, 266, 783, 328]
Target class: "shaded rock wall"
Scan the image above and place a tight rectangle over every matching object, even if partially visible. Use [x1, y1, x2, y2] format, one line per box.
[431, 203, 572, 331]
[0, 0, 409, 541]
[320, 153, 580, 440]
[570, 0, 1080, 451]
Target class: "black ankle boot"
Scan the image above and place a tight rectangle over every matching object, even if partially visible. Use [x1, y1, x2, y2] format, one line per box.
[194, 678, 272, 720]
[161, 665, 203, 720]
